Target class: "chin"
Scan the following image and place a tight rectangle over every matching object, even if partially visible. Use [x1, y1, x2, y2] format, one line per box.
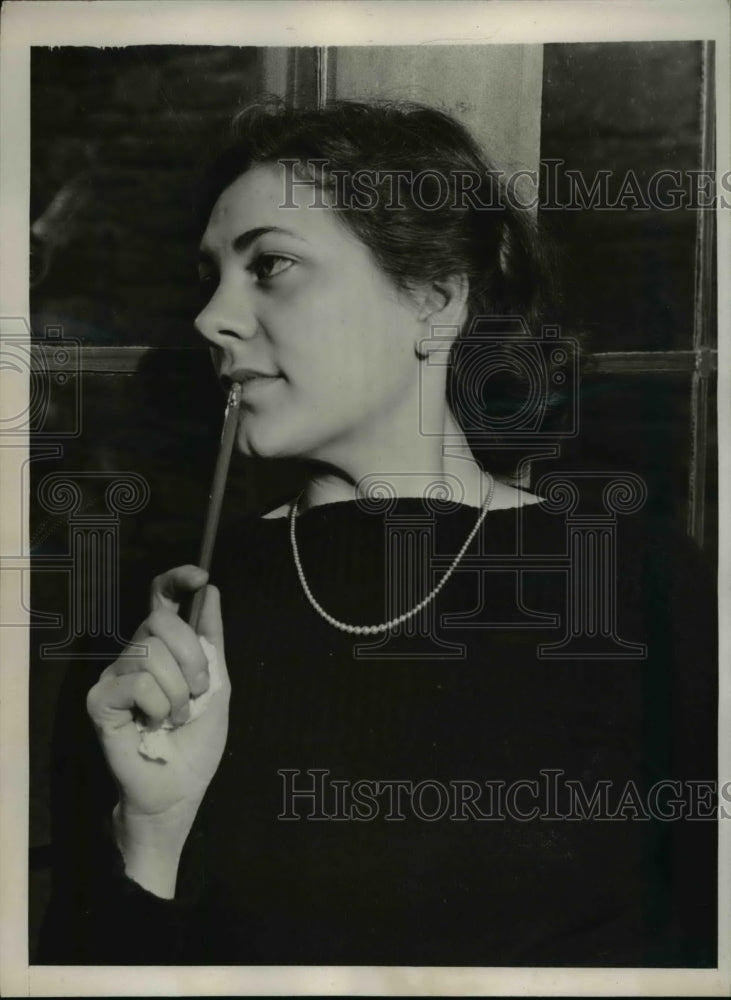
[236, 418, 318, 462]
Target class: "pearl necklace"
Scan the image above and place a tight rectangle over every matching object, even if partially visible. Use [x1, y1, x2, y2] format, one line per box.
[288, 476, 495, 635]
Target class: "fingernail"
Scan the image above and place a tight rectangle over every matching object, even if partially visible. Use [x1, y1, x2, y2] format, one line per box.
[192, 671, 209, 696]
[172, 703, 190, 727]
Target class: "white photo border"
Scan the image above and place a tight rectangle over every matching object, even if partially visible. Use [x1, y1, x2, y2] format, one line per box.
[1, 1, 729, 996]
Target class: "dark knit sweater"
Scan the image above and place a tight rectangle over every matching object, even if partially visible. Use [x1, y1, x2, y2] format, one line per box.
[37, 500, 718, 966]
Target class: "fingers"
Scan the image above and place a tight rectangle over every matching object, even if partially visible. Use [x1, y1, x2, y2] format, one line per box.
[131, 608, 210, 697]
[150, 565, 208, 613]
[88, 569, 228, 733]
[198, 585, 230, 693]
[113, 636, 192, 726]
[88, 669, 172, 731]
[198, 586, 224, 657]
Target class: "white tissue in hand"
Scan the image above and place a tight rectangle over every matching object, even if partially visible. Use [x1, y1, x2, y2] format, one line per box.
[136, 636, 221, 763]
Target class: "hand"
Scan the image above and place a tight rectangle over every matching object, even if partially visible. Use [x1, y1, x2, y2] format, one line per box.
[87, 565, 230, 893]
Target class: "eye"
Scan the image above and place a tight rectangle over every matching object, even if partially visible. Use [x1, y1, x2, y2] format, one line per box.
[197, 262, 218, 290]
[252, 253, 295, 282]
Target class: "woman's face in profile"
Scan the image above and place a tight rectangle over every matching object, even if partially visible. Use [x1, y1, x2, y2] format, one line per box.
[195, 163, 425, 465]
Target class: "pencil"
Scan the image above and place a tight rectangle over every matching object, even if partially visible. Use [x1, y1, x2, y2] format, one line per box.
[187, 381, 243, 632]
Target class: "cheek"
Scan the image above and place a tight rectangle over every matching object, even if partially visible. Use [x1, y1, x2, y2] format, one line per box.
[271, 272, 416, 409]
[286, 339, 404, 417]
[276, 305, 370, 389]
[289, 289, 410, 363]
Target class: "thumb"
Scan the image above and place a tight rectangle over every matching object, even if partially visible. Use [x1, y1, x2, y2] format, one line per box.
[197, 584, 226, 663]
[150, 564, 208, 613]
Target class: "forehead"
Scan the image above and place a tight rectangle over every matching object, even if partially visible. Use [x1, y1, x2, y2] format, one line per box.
[201, 163, 338, 249]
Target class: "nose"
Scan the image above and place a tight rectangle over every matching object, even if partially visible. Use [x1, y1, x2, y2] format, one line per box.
[194, 277, 258, 346]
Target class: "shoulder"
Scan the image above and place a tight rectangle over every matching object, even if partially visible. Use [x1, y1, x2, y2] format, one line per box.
[489, 479, 544, 511]
[261, 502, 291, 519]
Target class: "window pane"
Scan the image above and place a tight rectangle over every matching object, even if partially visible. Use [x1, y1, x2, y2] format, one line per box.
[538, 373, 693, 531]
[31, 46, 263, 347]
[540, 42, 704, 352]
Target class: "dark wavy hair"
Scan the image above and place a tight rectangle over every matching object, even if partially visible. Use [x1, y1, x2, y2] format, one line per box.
[196, 99, 566, 480]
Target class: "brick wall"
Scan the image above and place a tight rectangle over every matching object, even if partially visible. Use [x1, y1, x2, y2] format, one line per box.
[31, 46, 262, 346]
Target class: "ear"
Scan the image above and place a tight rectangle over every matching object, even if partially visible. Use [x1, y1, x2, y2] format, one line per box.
[413, 273, 469, 359]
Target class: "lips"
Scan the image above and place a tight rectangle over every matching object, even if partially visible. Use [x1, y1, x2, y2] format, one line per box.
[220, 369, 283, 407]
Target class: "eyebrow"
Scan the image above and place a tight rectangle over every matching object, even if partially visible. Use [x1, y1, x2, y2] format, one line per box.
[199, 225, 307, 261]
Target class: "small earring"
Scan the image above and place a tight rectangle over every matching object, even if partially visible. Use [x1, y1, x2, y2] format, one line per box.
[414, 344, 429, 361]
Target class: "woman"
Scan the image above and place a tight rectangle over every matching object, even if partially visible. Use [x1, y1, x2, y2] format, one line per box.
[39, 101, 717, 966]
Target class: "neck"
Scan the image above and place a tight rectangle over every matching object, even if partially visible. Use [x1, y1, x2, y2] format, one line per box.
[299, 401, 489, 513]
